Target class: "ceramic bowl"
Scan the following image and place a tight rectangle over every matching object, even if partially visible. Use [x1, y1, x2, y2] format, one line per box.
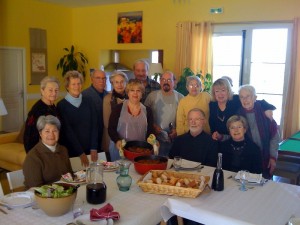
[34, 183, 78, 217]
[133, 155, 168, 175]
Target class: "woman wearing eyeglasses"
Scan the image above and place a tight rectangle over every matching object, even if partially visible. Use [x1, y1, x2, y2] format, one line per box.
[209, 78, 275, 142]
[176, 75, 211, 136]
[219, 115, 262, 174]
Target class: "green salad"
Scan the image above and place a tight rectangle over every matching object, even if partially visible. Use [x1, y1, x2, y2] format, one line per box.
[35, 184, 75, 198]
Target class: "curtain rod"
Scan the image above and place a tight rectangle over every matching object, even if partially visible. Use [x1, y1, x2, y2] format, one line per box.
[176, 20, 293, 27]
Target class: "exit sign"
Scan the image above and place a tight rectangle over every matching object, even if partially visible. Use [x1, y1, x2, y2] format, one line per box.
[210, 7, 223, 14]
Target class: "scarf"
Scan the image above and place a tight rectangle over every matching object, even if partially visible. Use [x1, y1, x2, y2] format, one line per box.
[65, 92, 82, 108]
[238, 102, 278, 178]
[110, 90, 127, 109]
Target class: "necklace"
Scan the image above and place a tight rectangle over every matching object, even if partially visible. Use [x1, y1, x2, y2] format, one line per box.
[230, 142, 246, 152]
[217, 109, 225, 122]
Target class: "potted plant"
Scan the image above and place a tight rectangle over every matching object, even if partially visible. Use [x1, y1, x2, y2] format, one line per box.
[56, 45, 88, 77]
[176, 67, 212, 96]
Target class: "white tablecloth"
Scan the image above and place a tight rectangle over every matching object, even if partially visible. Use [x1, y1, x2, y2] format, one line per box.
[0, 166, 169, 225]
[161, 166, 300, 225]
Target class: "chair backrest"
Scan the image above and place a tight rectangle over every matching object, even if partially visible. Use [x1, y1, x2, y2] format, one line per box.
[70, 152, 107, 171]
[0, 182, 4, 197]
[6, 169, 25, 192]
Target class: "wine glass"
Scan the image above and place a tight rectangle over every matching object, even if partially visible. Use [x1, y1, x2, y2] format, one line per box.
[72, 200, 85, 219]
[173, 156, 182, 171]
[239, 170, 249, 191]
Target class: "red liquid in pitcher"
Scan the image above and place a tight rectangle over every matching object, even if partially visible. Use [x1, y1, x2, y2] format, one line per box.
[86, 183, 107, 204]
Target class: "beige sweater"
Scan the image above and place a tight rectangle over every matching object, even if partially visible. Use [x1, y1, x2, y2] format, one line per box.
[102, 93, 126, 152]
[176, 92, 211, 135]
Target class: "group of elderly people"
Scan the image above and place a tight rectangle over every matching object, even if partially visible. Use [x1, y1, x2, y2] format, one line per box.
[22, 58, 280, 190]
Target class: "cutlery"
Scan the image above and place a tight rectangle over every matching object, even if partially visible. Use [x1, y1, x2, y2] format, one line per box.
[0, 202, 12, 210]
[179, 165, 204, 171]
[0, 208, 7, 214]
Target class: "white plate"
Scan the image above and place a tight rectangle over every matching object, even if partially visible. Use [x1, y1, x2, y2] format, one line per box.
[74, 214, 113, 225]
[0, 192, 34, 208]
[289, 218, 300, 225]
[180, 159, 201, 169]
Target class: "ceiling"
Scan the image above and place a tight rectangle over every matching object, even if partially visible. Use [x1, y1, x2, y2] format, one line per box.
[38, 0, 147, 8]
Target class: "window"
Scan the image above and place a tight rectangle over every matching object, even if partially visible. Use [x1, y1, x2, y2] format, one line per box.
[212, 23, 292, 125]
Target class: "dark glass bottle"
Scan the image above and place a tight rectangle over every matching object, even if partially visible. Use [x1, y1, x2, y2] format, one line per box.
[212, 153, 224, 191]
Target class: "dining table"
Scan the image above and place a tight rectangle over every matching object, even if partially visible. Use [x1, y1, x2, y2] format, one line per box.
[1, 160, 300, 225]
[161, 165, 300, 225]
[0, 164, 170, 225]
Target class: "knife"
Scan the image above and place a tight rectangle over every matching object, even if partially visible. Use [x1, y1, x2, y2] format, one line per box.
[179, 165, 204, 171]
[0, 208, 7, 214]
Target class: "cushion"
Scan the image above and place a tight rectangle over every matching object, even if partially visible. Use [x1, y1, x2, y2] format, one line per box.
[0, 143, 26, 166]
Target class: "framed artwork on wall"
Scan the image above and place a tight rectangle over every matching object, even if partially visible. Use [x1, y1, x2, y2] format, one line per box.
[117, 11, 143, 43]
[31, 51, 46, 73]
[30, 49, 48, 84]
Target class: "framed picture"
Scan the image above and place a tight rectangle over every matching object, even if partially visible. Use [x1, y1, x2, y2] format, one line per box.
[30, 49, 48, 84]
[31, 51, 46, 73]
[117, 11, 143, 43]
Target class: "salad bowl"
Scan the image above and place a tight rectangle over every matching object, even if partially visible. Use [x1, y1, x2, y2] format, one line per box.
[34, 183, 78, 217]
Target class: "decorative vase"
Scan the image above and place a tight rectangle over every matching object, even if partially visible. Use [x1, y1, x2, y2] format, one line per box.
[116, 160, 132, 192]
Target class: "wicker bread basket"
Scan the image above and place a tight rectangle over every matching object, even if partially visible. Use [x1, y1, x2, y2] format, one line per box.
[137, 170, 210, 198]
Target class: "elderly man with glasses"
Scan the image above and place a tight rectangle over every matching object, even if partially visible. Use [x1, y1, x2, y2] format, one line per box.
[82, 69, 108, 157]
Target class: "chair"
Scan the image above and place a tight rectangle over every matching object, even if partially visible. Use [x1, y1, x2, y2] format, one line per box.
[273, 160, 300, 185]
[70, 152, 107, 171]
[0, 182, 4, 197]
[6, 169, 25, 192]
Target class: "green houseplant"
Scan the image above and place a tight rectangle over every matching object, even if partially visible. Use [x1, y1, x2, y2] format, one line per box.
[176, 67, 213, 96]
[56, 45, 88, 77]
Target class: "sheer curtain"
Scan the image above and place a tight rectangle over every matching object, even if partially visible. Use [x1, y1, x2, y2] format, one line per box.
[282, 18, 300, 139]
[174, 21, 212, 80]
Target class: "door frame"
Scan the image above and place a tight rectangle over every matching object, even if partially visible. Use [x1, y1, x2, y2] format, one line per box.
[0, 46, 27, 126]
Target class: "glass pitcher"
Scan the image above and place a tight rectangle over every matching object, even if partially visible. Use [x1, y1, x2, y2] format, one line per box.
[86, 162, 107, 204]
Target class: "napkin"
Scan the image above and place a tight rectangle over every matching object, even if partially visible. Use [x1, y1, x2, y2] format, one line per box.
[235, 171, 262, 183]
[90, 203, 120, 221]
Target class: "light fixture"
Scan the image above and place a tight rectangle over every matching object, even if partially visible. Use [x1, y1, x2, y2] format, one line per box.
[0, 98, 8, 116]
[148, 63, 163, 78]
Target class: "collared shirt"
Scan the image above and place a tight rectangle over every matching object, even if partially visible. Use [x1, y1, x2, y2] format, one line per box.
[141, 77, 160, 103]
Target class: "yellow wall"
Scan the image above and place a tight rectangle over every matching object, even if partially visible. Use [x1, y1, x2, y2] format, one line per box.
[1, 0, 300, 112]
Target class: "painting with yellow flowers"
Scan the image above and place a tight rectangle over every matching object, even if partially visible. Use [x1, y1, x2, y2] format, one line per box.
[117, 11, 142, 43]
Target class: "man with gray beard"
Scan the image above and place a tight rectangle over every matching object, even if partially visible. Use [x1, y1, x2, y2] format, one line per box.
[144, 71, 184, 156]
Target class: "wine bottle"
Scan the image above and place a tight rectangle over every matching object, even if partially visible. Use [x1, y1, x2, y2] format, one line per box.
[212, 153, 224, 191]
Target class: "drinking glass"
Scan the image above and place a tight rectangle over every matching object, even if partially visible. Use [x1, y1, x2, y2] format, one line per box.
[72, 200, 85, 219]
[173, 156, 182, 171]
[239, 170, 249, 191]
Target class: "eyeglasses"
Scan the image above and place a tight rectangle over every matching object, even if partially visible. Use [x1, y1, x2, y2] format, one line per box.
[239, 95, 252, 101]
[188, 118, 204, 123]
[160, 78, 173, 83]
[113, 80, 125, 85]
[229, 126, 244, 130]
[94, 77, 106, 81]
[188, 84, 200, 88]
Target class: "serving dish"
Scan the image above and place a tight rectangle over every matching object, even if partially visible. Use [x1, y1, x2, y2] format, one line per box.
[34, 183, 78, 217]
[134, 155, 168, 175]
[123, 141, 153, 161]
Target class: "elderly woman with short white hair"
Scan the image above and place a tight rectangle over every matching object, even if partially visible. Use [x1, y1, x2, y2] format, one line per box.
[23, 76, 60, 153]
[102, 71, 128, 160]
[23, 115, 73, 189]
[176, 75, 211, 136]
[238, 84, 280, 179]
[57, 70, 98, 167]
